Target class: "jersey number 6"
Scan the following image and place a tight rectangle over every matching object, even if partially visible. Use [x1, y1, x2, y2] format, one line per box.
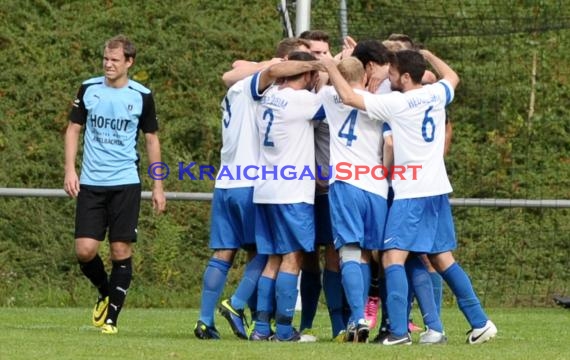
[422, 106, 435, 142]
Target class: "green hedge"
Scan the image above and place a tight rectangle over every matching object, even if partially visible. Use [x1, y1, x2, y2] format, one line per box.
[0, 1, 568, 307]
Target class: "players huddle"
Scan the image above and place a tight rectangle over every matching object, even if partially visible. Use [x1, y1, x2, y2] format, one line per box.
[194, 31, 497, 345]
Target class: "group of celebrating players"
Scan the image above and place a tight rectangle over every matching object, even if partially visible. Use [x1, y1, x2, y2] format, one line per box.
[193, 30, 498, 346]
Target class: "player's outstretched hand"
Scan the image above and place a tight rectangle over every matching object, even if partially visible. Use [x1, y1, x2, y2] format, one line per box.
[334, 35, 357, 61]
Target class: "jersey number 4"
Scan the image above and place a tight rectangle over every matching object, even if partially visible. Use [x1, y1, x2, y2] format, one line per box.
[338, 109, 358, 146]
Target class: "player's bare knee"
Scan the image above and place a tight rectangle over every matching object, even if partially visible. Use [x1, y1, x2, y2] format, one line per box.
[76, 249, 97, 263]
[109, 241, 132, 261]
[213, 249, 236, 263]
[381, 249, 408, 267]
[428, 251, 455, 272]
[260, 255, 282, 279]
[282, 251, 302, 274]
[75, 238, 99, 262]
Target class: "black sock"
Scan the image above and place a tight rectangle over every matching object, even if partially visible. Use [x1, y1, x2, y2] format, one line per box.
[79, 254, 109, 298]
[106, 257, 132, 325]
[368, 259, 380, 297]
[368, 278, 380, 298]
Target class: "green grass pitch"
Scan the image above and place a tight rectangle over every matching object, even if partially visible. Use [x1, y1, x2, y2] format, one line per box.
[1, 307, 568, 359]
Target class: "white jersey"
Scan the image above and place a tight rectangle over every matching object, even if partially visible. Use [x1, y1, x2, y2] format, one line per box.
[319, 85, 387, 197]
[215, 78, 259, 189]
[363, 80, 454, 199]
[377, 78, 392, 186]
[378, 78, 392, 94]
[247, 73, 323, 204]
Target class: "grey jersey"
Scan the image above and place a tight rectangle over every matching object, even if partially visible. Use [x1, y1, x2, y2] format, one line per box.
[314, 121, 330, 195]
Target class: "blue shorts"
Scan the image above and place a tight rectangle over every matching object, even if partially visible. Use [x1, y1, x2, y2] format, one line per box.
[209, 187, 256, 250]
[329, 181, 387, 251]
[255, 203, 315, 255]
[384, 194, 456, 253]
[315, 194, 333, 246]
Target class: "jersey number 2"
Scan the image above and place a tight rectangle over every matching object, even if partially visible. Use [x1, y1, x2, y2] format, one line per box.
[263, 108, 275, 147]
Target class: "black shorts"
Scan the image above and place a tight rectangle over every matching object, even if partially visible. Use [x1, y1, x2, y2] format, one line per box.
[75, 183, 142, 242]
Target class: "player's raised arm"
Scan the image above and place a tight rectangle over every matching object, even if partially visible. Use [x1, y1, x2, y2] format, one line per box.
[223, 38, 312, 88]
[320, 57, 366, 111]
[419, 49, 460, 89]
[222, 58, 283, 88]
[256, 57, 322, 93]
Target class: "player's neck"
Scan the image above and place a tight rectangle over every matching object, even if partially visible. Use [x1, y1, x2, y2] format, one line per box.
[403, 83, 422, 93]
[350, 82, 365, 91]
[105, 76, 129, 89]
[279, 79, 305, 91]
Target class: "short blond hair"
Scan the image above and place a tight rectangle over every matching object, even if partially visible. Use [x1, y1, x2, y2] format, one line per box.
[382, 39, 408, 52]
[338, 57, 365, 84]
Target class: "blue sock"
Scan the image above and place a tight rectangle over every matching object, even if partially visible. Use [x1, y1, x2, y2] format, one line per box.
[300, 270, 321, 331]
[405, 266, 415, 321]
[231, 254, 267, 310]
[378, 276, 389, 328]
[341, 260, 364, 323]
[360, 262, 371, 307]
[441, 263, 487, 329]
[275, 272, 299, 340]
[406, 256, 443, 332]
[385, 264, 408, 336]
[254, 275, 275, 336]
[322, 269, 345, 337]
[430, 271, 443, 316]
[248, 291, 258, 319]
[199, 258, 231, 326]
